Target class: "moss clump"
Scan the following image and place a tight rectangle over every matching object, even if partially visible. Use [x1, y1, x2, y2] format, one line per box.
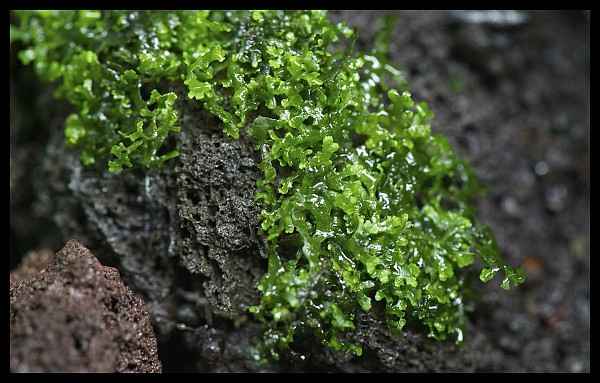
[12, 10, 525, 360]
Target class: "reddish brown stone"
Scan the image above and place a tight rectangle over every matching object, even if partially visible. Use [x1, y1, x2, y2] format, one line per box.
[10, 240, 161, 373]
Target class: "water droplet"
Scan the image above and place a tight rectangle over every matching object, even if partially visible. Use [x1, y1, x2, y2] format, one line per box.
[456, 328, 463, 342]
[501, 196, 520, 217]
[534, 161, 549, 176]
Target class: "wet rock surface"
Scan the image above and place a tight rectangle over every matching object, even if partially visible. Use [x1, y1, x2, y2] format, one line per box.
[173, 105, 265, 318]
[11, 11, 589, 372]
[10, 240, 162, 373]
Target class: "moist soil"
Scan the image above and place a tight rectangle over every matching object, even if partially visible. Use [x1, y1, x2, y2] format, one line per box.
[10, 11, 589, 372]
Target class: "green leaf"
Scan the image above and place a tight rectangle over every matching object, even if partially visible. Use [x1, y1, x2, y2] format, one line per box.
[64, 114, 86, 145]
[480, 267, 498, 283]
[185, 77, 212, 100]
[500, 266, 527, 290]
[357, 293, 372, 312]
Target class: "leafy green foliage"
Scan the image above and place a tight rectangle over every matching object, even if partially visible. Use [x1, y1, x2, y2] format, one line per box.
[12, 10, 525, 361]
[12, 11, 182, 171]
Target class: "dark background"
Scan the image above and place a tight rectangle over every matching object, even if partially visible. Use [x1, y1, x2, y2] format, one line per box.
[10, 10, 590, 372]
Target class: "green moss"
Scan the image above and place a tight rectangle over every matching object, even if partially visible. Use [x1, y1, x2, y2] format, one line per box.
[12, 10, 525, 361]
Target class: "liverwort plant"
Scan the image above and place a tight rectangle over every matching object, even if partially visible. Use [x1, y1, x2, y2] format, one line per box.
[12, 10, 525, 361]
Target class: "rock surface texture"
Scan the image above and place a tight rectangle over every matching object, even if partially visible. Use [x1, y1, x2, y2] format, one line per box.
[10, 240, 162, 373]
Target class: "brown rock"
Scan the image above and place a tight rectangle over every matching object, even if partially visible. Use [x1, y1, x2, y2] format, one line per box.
[9, 248, 55, 284]
[10, 240, 161, 373]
